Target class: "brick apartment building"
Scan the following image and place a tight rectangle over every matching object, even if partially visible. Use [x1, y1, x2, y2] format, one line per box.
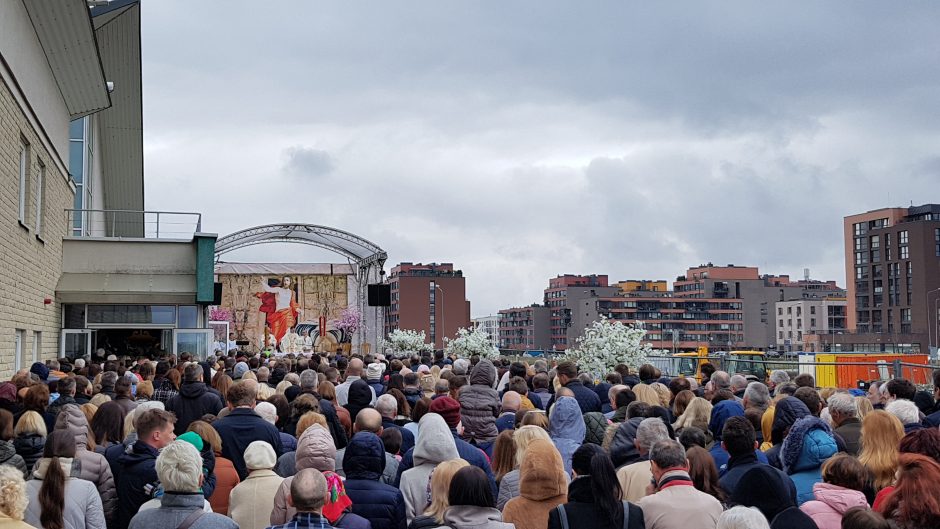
[497, 305, 551, 351]
[815, 204, 940, 354]
[386, 262, 471, 350]
[543, 274, 619, 351]
[775, 298, 847, 351]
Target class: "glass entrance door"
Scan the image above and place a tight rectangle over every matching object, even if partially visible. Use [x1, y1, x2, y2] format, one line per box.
[60, 329, 95, 360]
[174, 329, 214, 360]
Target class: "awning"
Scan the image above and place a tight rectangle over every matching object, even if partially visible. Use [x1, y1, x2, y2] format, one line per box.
[56, 273, 196, 304]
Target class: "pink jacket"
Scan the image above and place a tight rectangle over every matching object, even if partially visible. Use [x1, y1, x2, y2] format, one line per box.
[800, 482, 869, 529]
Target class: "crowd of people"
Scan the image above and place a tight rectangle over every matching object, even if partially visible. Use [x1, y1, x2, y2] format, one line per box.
[1, 350, 939, 529]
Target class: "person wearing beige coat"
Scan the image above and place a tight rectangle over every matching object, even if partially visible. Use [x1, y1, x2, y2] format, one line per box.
[229, 441, 284, 529]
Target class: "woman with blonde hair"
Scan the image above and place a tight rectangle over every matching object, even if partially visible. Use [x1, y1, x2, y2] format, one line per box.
[673, 397, 714, 443]
[135, 380, 153, 402]
[497, 425, 553, 510]
[88, 394, 110, 408]
[858, 410, 905, 491]
[409, 459, 469, 529]
[632, 384, 661, 407]
[855, 396, 874, 419]
[0, 465, 32, 529]
[79, 404, 98, 427]
[649, 382, 671, 408]
[520, 410, 549, 431]
[12, 411, 46, 470]
[275, 380, 293, 395]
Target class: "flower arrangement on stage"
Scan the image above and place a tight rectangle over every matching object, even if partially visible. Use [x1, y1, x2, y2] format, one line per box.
[333, 307, 362, 335]
[209, 306, 234, 325]
[383, 329, 434, 355]
[444, 327, 500, 360]
[565, 316, 654, 377]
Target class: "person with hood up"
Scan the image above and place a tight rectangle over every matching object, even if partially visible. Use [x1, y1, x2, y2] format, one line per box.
[343, 432, 407, 529]
[165, 363, 224, 435]
[52, 404, 118, 526]
[799, 454, 870, 529]
[765, 396, 812, 470]
[270, 424, 370, 529]
[400, 413, 459, 523]
[780, 415, 838, 505]
[548, 396, 585, 476]
[345, 379, 375, 424]
[708, 399, 769, 473]
[731, 465, 819, 529]
[24, 430, 105, 529]
[228, 441, 285, 529]
[458, 359, 501, 446]
[502, 439, 568, 529]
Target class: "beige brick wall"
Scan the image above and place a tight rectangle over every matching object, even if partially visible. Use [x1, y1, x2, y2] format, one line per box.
[0, 76, 72, 379]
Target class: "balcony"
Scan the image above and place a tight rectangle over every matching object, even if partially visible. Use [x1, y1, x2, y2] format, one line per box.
[67, 209, 203, 239]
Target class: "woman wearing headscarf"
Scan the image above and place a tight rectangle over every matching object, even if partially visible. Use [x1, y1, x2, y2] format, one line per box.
[549, 397, 585, 476]
[502, 439, 568, 529]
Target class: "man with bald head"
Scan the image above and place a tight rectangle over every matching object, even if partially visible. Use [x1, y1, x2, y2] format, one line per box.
[267, 468, 330, 529]
[496, 391, 521, 432]
[334, 408, 399, 484]
[336, 358, 376, 406]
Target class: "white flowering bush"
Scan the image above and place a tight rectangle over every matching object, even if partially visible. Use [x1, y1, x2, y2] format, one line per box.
[444, 327, 500, 360]
[383, 329, 433, 355]
[566, 316, 653, 377]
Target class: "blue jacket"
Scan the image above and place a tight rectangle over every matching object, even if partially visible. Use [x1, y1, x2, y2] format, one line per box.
[718, 452, 796, 501]
[343, 433, 406, 529]
[114, 441, 161, 529]
[212, 408, 283, 480]
[550, 380, 601, 414]
[709, 400, 745, 442]
[780, 416, 837, 505]
[495, 413, 516, 432]
[710, 444, 769, 473]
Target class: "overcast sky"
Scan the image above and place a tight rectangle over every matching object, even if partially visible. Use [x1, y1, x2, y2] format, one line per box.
[141, 2, 940, 317]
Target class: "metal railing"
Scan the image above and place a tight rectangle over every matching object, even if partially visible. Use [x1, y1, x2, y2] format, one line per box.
[66, 209, 203, 239]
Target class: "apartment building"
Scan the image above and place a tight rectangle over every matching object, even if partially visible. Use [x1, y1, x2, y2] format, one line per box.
[386, 262, 471, 349]
[498, 305, 551, 352]
[543, 274, 619, 351]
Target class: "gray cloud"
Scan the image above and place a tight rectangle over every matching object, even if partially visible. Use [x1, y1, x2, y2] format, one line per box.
[141, 1, 940, 316]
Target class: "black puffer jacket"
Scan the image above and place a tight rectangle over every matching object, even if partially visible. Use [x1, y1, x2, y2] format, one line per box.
[0, 440, 27, 477]
[609, 417, 643, 468]
[13, 433, 44, 471]
[458, 359, 500, 443]
[344, 432, 406, 529]
[165, 381, 225, 434]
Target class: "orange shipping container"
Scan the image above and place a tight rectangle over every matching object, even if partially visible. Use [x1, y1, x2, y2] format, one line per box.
[834, 354, 930, 387]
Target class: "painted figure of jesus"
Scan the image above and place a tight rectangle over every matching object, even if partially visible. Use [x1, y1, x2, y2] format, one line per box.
[255, 276, 302, 343]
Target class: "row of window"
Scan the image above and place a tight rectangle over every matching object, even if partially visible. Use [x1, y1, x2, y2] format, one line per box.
[12, 329, 43, 372]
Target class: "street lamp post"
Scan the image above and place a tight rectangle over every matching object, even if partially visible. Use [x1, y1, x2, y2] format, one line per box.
[927, 287, 940, 355]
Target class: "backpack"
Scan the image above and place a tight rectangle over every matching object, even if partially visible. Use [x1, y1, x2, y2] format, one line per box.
[554, 501, 637, 529]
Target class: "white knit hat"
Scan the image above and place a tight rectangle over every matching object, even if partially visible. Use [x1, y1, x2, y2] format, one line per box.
[244, 441, 276, 470]
[366, 363, 384, 380]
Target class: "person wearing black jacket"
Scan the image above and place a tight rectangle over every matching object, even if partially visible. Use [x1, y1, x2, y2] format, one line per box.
[343, 432, 407, 529]
[165, 363, 225, 435]
[113, 408, 177, 529]
[211, 380, 283, 480]
[548, 444, 644, 529]
[718, 416, 796, 501]
[548, 362, 601, 414]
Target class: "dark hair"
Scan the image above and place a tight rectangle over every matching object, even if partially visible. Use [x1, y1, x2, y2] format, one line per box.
[885, 379, 916, 401]
[606, 373, 623, 385]
[491, 430, 516, 482]
[821, 453, 869, 491]
[668, 377, 691, 397]
[555, 361, 578, 379]
[615, 388, 637, 409]
[776, 383, 798, 397]
[115, 378, 133, 398]
[570, 444, 623, 527]
[411, 397, 432, 423]
[686, 446, 724, 502]
[135, 409, 176, 439]
[711, 389, 736, 405]
[899, 428, 940, 464]
[507, 376, 528, 395]
[933, 368, 940, 390]
[700, 362, 716, 378]
[267, 394, 290, 428]
[23, 384, 50, 413]
[794, 387, 822, 416]
[40, 431, 76, 529]
[448, 466, 494, 508]
[387, 388, 411, 418]
[380, 428, 402, 456]
[841, 507, 889, 529]
[91, 400, 126, 447]
[626, 401, 651, 419]
[509, 362, 527, 379]
[58, 377, 76, 396]
[793, 373, 815, 388]
[226, 380, 256, 407]
[678, 426, 707, 450]
[0, 409, 13, 441]
[386, 373, 404, 393]
[879, 454, 940, 529]
[722, 416, 756, 456]
[532, 372, 549, 390]
[403, 373, 418, 386]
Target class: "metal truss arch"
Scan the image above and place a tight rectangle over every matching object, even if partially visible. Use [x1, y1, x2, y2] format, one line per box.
[214, 224, 387, 269]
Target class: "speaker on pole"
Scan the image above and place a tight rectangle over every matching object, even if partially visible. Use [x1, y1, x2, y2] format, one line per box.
[368, 284, 391, 306]
[213, 282, 223, 305]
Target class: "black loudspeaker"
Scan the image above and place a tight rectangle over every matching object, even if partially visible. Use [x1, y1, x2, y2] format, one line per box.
[213, 282, 223, 305]
[368, 284, 391, 306]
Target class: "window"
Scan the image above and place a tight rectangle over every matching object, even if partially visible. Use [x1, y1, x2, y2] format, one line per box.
[900, 246, 909, 259]
[35, 162, 45, 237]
[936, 228, 940, 257]
[31, 331, 41, 362]
[18, 139, 30, 225]
[810, 306, 816, 315]
[899, 230, 909, 245]
[870, 235, 880, 249]
[777, 307, 782, 315]
[14, 330, 25, 372]
[810, 318, 816, 328]
[906, 261, 912, 277]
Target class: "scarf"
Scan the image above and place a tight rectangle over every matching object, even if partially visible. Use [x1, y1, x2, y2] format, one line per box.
[320, 471, 352, 523]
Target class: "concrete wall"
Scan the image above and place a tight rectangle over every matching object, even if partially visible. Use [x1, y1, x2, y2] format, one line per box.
[62, 238, 196, 274]
[0, 78, 74, 378]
